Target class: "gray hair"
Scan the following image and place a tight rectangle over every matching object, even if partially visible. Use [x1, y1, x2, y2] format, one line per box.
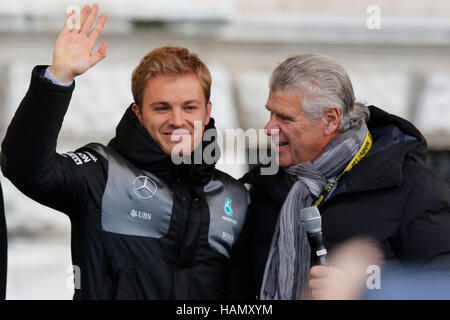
[269, 53, 369, 131]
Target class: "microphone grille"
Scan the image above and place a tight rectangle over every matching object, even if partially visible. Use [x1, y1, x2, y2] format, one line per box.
[300, 206, 322, 234]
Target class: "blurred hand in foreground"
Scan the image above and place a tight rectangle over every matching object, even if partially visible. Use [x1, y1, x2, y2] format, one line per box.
[308, 237, 384, 300]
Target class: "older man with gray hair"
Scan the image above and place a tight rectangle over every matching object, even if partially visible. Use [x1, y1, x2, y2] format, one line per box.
[241, 54, 450, 300]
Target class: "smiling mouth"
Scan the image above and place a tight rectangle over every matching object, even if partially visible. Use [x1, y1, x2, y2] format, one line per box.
[279, 142, 289, 146]
[165, 130, 191, 142]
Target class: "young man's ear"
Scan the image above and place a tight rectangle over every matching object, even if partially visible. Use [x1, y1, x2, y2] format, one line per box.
[322, 107, 341, 135]
[131, 103, 143, 124]
[205, 101, 212, 126]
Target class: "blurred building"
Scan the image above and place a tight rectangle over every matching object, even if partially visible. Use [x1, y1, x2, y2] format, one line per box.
[0, 0, 449, 299]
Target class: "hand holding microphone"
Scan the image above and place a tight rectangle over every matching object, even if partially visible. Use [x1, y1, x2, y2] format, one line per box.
[308, 239, 383, 300]
[301, 207, 384, 299]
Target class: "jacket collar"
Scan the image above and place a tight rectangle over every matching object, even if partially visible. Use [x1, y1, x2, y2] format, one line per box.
[333, 106, 427, 195]
[241, 166, 290, 205]
[334, 140, 419, 195]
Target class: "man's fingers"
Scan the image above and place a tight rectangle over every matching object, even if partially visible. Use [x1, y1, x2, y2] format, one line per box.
[89, 14, 107, 42]
[62, 10, 77, 32]
[309, 278, 328, 290]
[62, 5, 90, 33]
[78, 5, 92, 32]
[309, 265, 329, 278]
[81, 4, 99, 35]
[97, 41, 108, 57]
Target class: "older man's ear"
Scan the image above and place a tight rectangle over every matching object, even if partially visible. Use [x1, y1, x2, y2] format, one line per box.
[322, 107, 341, 135]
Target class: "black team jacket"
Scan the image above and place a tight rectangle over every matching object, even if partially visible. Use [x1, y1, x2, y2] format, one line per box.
[1, 66, 252, 300]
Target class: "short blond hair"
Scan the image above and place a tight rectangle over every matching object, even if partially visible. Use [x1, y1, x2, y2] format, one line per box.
[131, 46, 212, 108]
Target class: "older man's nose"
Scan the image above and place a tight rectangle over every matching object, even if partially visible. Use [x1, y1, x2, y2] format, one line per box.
[264, 119, 279, 136]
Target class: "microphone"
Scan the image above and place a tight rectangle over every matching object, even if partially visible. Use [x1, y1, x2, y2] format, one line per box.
[300, 206, 328, 266]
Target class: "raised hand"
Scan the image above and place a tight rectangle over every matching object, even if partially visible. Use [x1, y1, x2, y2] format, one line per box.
[49, 4, 107, 83]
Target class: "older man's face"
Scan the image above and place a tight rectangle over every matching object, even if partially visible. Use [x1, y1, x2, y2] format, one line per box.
[264, 89, 331, 167]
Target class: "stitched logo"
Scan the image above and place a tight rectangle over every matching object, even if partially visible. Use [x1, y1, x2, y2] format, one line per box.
[224, 198, 233, 216]
[133, 176, 158, 199]
[129, 209, 152, 221]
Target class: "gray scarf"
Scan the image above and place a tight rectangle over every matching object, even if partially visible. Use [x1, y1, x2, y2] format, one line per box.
[260, 124, 369, 300]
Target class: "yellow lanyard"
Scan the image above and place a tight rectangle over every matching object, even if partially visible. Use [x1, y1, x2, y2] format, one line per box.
[312, 130, 373, 207]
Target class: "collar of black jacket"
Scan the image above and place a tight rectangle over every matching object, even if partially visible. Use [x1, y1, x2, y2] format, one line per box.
[241, 105, 428, 202]
[108, 104, 217, 185]
[341, 105, 427, 194]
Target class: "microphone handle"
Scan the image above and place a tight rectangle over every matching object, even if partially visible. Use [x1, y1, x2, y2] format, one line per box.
[308, 231, 328, 266]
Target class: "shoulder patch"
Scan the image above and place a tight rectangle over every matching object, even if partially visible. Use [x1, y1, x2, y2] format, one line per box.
[63, 151, 98, 165]
[204, 175, 249, 259]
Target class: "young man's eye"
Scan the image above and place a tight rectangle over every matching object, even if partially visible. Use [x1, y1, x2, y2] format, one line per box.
[155, 107, 168, 111]
[185, 105, 197, 111]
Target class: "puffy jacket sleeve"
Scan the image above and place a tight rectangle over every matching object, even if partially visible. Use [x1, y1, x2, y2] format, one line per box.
[0, 65, 107, 218]
[399, 162, 450, 267]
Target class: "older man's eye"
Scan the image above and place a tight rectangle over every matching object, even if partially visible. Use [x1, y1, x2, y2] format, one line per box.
[278, 115, 291, 122]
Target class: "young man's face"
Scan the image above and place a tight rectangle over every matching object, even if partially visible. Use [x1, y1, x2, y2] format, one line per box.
[264, 89, 333, 167]
[132, 73, 211, 156]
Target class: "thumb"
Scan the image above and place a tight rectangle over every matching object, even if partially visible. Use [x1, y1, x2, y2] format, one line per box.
[91, 42, 108, 64]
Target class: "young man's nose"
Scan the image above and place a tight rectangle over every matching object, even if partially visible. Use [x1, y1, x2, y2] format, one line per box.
[168, 109, 184, 127]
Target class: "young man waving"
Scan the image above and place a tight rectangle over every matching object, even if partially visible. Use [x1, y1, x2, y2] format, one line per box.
[1, 4, 252, 299]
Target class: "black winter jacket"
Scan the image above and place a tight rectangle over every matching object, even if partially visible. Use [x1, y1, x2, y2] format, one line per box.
[241, 106, 450, 296]
[1, 66, 252, 300]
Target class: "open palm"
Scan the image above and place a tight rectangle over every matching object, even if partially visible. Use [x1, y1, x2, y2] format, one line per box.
[50, 4, 107, 83]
